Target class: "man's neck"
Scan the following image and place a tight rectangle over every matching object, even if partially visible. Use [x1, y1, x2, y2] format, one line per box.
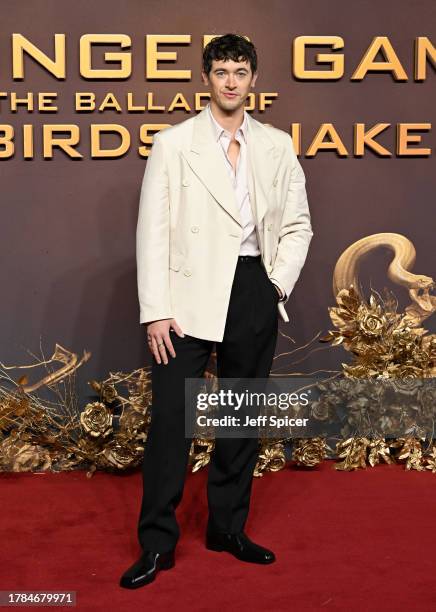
[209, 101, 245, 137]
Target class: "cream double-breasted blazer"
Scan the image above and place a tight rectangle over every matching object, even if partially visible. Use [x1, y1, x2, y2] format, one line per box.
[136, 105, 313, 342]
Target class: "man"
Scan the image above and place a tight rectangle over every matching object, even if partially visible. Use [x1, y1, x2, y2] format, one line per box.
[120, 33, 313, 589]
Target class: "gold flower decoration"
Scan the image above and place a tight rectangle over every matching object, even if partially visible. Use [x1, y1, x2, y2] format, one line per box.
[80, 402, 113, 438]
[292, 438, 326, 467]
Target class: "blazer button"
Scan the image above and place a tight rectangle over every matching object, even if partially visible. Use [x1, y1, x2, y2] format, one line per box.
[182, 178, 189, 186]
[183, 268, 192, 276]
[267, 223, 273, 231]
[191, 226, 199, 233]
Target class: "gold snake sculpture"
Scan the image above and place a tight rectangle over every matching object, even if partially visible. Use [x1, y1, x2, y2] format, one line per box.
[332, 232, 435, 376]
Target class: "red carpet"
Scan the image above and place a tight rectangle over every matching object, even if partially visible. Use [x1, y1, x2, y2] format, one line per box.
[1, 461, 435, 611]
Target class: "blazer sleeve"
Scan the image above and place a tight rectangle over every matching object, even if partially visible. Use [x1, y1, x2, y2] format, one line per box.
[269, 277, 286, 301]
[270, 135, 313, 303]
[136, 132, 174, 325]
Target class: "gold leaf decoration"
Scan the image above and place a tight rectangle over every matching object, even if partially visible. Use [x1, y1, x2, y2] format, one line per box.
[254, 441, 286, 477]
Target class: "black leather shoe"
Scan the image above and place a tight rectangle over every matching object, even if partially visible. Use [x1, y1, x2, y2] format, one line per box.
[119, 549, 175, 589]
[206, 530, 275, 564]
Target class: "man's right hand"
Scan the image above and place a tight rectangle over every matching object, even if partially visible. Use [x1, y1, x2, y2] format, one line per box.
[146, 319, 185, 365]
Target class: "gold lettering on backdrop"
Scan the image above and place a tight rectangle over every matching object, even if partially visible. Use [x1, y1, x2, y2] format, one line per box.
[138, 124, 171, 157]
[146, 35, 191, 79]
[80, 35, 132, 78]
[0, 125, 14, 156]
[75, 93, 95, 111]
[354, 124, 391, 156]
[352, 36, 408, 80]
[42, 125, 82, 158]
[1, 34, 433, 159]
[98, 93, 122, 112]
[397, 124, 432, 155]
[293, 36, 345, 79]
[0, 122, 430, 159]
[10, 92, 34, 111]
[306, 124, 348, 156]
[292, 35, 434, 80]
[12, 34, 66, 79]
[258, 93, 277, 110]
[90, 125, 131, 157]
[195, 93, 212, 107]
[6, 92, 58, 112]
[7, 34, 434, 80]
[0, 92, 275, 112]
[415, 37, 436, 80]
[23, 124, 33, 158]
[168, 93, 190, 112]
[72, 92, 277, 112]
[146, 93, 166, 112]
[38, 93, 58, 111]
[127, 93, 146, 112]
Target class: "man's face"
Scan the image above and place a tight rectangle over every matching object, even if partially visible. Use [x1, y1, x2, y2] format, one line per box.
[201, 58, 257, 112]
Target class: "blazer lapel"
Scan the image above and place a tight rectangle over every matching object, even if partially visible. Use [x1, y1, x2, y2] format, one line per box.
[181, 107, 241, 225]
[246, 113, 282, 226]
[181, 106, 282, 227]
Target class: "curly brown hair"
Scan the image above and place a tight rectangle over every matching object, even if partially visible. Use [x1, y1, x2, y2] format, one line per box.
[202, 33, 258, 76]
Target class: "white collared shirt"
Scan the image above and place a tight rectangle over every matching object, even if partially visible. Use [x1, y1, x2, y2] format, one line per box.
[206, 103, 286, 301]
[206, 102, 260, 256]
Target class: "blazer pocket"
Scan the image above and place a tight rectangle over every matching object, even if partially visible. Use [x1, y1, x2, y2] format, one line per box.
[169, 251, 183, 272]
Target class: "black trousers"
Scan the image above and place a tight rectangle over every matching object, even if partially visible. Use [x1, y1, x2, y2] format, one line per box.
[137, 255, 279, 552]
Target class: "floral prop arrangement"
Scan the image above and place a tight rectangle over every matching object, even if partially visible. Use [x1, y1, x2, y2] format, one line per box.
[0, 233, 434, 475]
[0, 344, 91, 473]
[316, 284, 436, 471]
[0, 344, 229, 475]
[0, 283, 434, 477]
[321, 285, 435, 379]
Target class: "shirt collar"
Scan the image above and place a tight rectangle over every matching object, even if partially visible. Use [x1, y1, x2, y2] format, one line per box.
[206, 102, 248, 143]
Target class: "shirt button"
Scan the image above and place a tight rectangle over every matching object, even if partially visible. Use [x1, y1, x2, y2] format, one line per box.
[191, 226, 199, 233]
[182, 179, 189, 186]
[267, 223, 273, 231]
[183, 268, 192, 277]
[273, 178, 278, 186]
